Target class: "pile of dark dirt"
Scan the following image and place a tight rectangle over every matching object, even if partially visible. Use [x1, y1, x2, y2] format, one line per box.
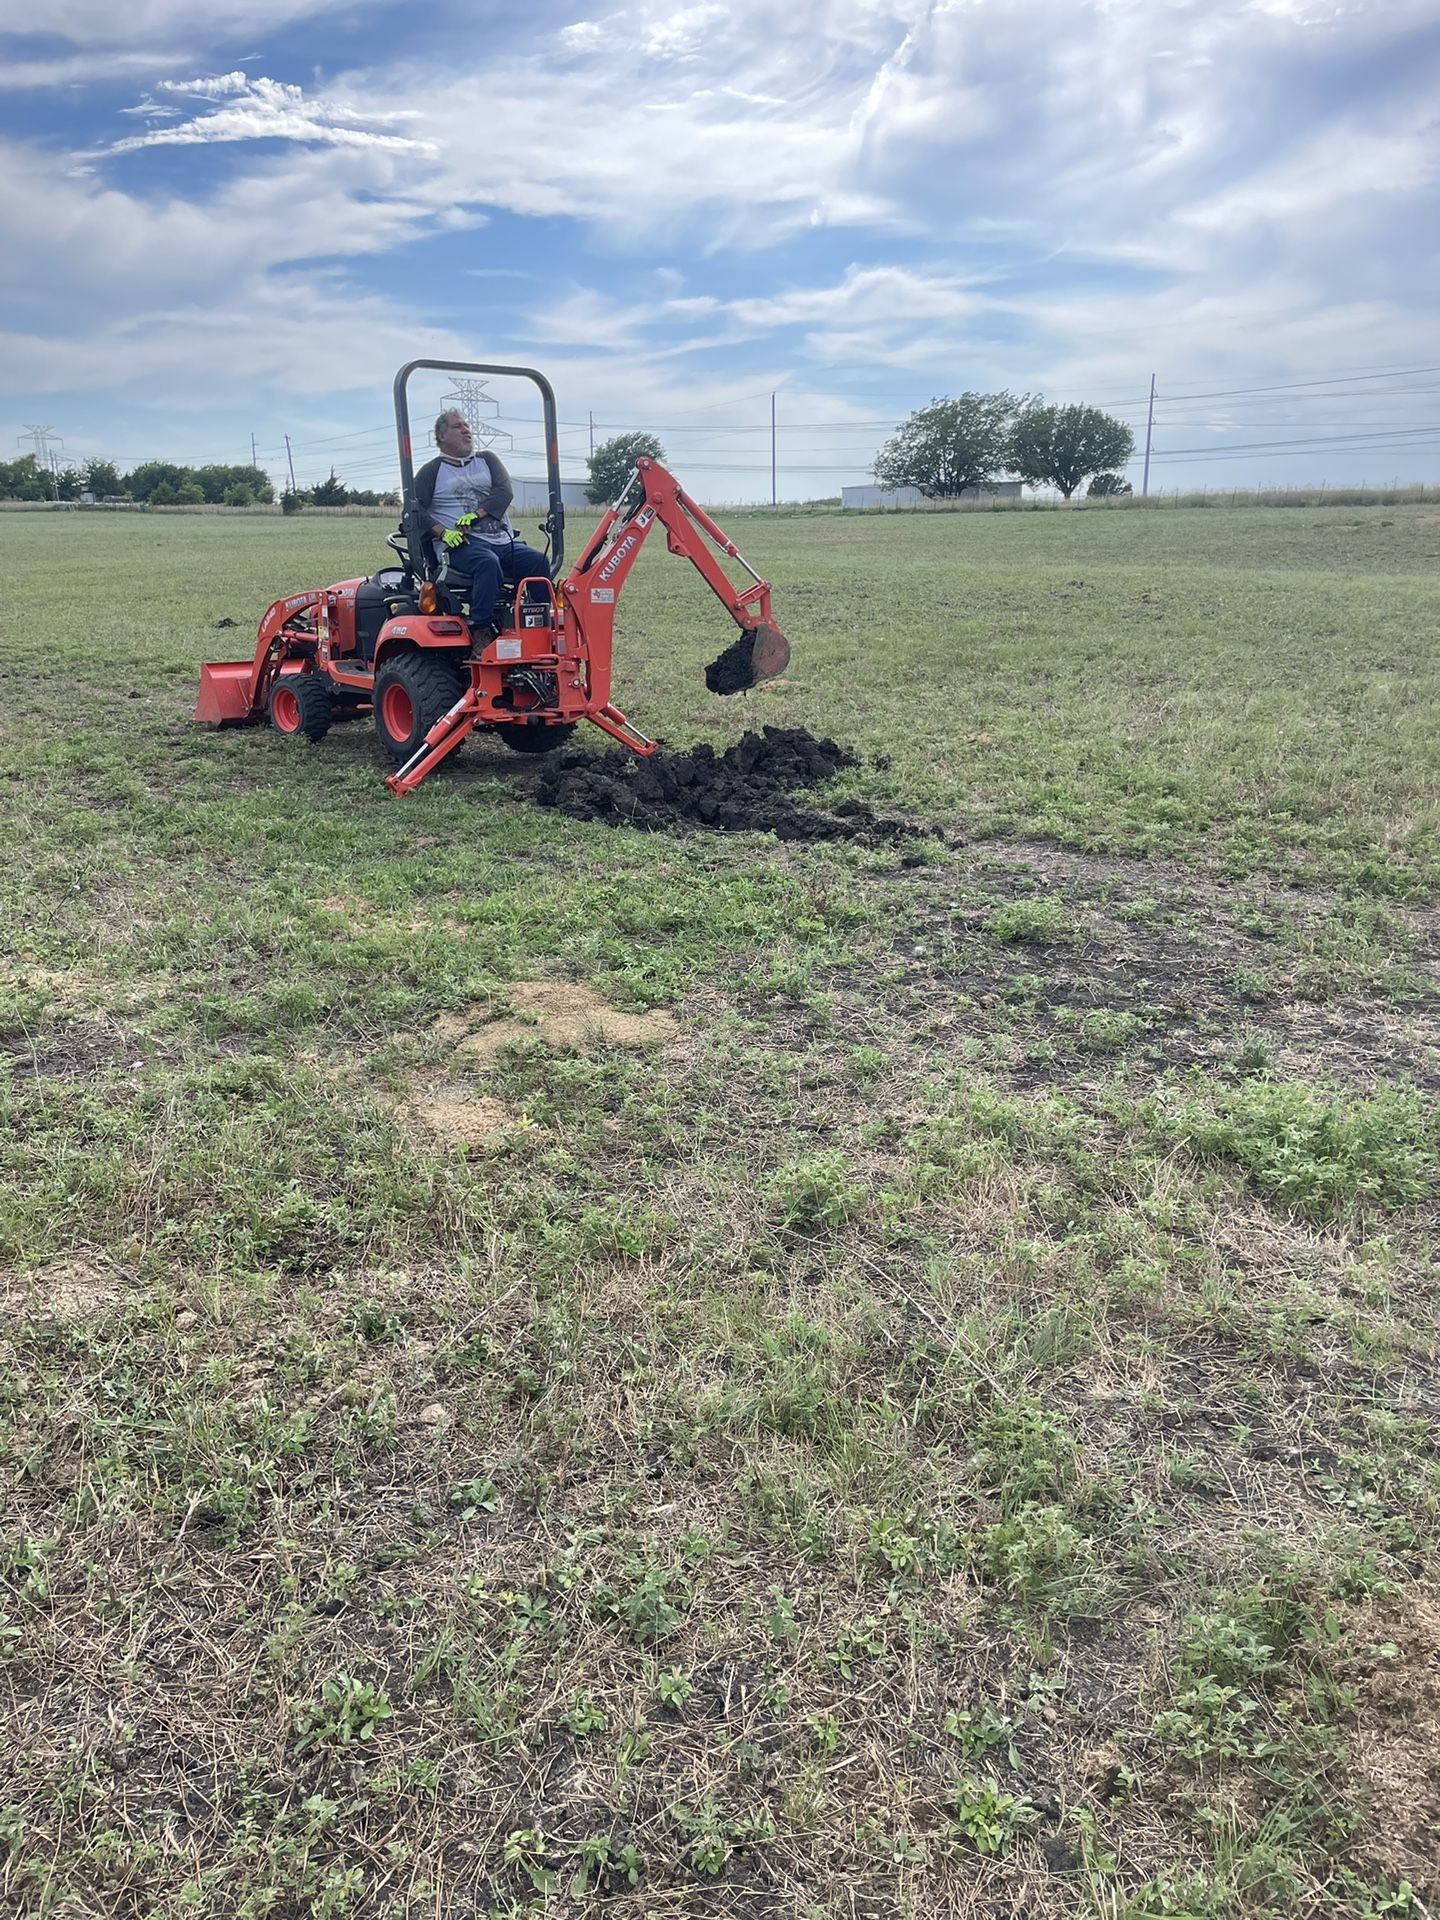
[534, 725, 932, 845]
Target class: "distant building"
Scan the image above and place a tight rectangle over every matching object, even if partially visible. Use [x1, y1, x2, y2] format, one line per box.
[511, 478, 592, 512]
[841, 482, 1022, 509]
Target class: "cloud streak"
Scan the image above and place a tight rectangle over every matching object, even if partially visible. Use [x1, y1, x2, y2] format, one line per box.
[107, 73, 435, 154]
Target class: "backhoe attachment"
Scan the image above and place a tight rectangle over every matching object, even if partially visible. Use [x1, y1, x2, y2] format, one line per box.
[566, 460, 790, 697]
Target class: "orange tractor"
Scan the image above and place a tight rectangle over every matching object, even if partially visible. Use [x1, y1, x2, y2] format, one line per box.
[196, 359, 789, 793]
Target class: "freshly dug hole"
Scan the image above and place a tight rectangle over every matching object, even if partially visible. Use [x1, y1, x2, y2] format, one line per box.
[534, 725, 932, 845]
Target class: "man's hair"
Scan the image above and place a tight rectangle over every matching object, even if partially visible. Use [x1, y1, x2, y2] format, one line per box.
[434, 409, 467, 443]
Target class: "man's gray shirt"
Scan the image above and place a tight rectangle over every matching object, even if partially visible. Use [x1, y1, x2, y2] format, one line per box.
[430, 453, 514, 547]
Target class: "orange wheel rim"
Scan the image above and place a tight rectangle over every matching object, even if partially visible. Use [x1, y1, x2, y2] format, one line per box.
[381, 683, 413, 740]
[272, 686, 302, 732]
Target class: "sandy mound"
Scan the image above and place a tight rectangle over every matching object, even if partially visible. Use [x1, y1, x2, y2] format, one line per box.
[410, 1093, 519, 1148]
[6, 1257, 121, 1319]
[434, 980, 678, 1061]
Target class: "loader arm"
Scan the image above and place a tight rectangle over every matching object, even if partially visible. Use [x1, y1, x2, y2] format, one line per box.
[563, 458, 789, 693]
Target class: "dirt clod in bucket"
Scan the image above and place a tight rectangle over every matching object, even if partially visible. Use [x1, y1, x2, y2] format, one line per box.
[535, 725, 932, 846]
[704, 620, 789, 694]
[705, 632, 759, 695]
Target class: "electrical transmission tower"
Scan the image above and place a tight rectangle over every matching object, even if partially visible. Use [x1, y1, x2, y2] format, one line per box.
[19, 424, 65, 500]
[439, 378, 512, 451]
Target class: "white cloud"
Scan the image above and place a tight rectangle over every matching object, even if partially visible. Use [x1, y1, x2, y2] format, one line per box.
[107, 73, 434, 154]
[0, 50, 189, 90]
[4, 0, 1439, 495]
[22, 0, 379, 42]
[642, 4, 728, 57]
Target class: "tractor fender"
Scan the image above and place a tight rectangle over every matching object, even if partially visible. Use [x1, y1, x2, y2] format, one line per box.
[373, 615, 470, 669]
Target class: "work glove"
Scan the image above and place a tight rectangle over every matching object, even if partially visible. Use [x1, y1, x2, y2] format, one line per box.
[441, 527, 466, 549]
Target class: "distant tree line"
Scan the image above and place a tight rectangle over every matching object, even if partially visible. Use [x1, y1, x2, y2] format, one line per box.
[0, 455, 398, 510]
[874, 395, 1134, 500]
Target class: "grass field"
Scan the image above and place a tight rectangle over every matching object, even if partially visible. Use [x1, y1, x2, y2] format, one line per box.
[2, 502, 1438, 1919]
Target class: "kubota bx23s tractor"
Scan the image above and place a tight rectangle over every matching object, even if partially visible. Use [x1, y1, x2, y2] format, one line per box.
[196, 359, 789, 794]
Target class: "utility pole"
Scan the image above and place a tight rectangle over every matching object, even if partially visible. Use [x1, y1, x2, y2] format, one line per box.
[251, 433, 259, 469]
[19, 425, 62, 499]
[284, 434, 297, 494]
[770, 392, 777, 508]
[588, 411, 595, 460]
[1141, 373, 1156, 497]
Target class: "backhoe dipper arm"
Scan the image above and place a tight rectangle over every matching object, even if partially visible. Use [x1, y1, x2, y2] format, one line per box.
[564, 458, 776, 633]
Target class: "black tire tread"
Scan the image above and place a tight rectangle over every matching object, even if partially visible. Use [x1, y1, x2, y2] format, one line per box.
[373, 651, 468, 762]
[270, 673, 332, 743]
[494, 722, 578, 756]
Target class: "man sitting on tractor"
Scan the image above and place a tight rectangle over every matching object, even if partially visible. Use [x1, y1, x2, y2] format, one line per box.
[414, 409, 552, 630]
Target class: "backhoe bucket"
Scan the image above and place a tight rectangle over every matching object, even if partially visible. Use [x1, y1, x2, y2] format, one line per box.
[196, 661, 260, 727]
[704, 620, 791, 696]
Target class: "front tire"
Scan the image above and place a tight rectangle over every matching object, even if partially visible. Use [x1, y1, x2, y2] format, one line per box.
[373, 652, 468, 763]
[494, 722, 577, 756]
[269, 674, 331, 742]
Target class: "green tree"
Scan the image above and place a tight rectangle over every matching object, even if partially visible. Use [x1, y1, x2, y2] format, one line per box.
[0, 455, 47, 500]
[1010, 403, 1135, 501]
[124, 462, 188, 503]
[149, 481, 180, 506]
[1087, 472, 1133, 498]
[586, 431, 664, 505]
[81, 458, 122, 497]
[873, 393, 1024, 499]
[195, 463, 272, 504]
[175, 479, 205, 505]
[310, 469, 351, 506]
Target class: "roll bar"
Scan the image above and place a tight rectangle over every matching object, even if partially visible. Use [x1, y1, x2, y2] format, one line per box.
[392, 360, 565, 577]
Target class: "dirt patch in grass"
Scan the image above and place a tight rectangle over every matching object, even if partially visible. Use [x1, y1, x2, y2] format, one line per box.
[6, 1013, 150, 1081]
[535, 725, 932, 846]
[5, 1256, 122, 1318]
[856, 847, 1440, 1095]
[434, 979, 680, 1060]
[1341, 1592, 1440, 1897]
[408, 1091, 519, 1148]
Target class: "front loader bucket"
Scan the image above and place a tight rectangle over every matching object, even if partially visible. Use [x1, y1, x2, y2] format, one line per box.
[704, 620, 791, 696]
[195, 661, 261, 727]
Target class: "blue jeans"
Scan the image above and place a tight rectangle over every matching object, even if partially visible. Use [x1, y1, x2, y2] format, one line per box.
[443, 538, 551, 626]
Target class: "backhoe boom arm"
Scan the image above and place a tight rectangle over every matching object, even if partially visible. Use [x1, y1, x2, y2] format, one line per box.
[564, 458, 776, 636]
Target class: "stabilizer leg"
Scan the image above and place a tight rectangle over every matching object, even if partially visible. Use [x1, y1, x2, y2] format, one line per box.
[587, 704, 658, 756]
[385, 693, 482, 795]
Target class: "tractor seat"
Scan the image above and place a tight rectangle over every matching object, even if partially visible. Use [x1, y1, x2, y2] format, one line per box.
[436, 567, 485, 617]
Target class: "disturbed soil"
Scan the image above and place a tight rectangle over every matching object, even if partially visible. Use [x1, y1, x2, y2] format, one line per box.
[534, 725, 932, 845]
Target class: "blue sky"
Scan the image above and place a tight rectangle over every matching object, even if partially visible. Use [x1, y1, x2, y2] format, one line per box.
[3, 0, 1438, 501]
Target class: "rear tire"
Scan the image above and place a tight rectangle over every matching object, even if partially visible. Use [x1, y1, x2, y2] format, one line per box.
[269, 674, 331, 743]
[494, 722, 577, 756]
[373, 652, 468, 763]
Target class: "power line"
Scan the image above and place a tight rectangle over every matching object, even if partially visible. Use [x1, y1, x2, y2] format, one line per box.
[1161, 363, 1440, 402]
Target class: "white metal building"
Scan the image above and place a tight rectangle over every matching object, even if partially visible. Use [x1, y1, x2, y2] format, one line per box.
[511, 478, 593, 512]
[841, 482, 1023, 508]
